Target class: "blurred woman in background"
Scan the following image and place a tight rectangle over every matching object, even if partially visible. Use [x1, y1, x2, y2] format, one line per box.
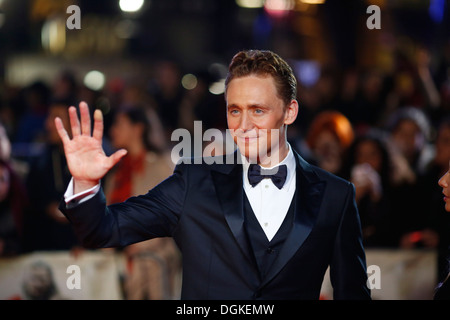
[434, 160, 450, 300]
[105, 105, 181, 300]
[304, 110, 354, 176]
[420, 118, 450, 286]
[0, 158, 28, 257]
[341, 130, 395, 247]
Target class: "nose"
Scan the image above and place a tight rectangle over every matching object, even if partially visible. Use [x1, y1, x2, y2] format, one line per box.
[439, 172, 449, 188]
[239, 112, 254, 132]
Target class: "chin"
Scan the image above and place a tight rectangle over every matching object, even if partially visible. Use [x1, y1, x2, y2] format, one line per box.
[237, 143, 258, 162]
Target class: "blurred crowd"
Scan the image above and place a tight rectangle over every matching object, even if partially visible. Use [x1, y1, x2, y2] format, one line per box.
[289, 45, 450, 285]
[0, 43, 449, 298]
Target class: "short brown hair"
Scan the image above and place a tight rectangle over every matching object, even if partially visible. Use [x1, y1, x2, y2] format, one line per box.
[225, 50, 297, 106]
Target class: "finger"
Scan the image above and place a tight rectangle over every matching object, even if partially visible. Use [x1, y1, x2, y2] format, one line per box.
[107, 149, 128, 169]
[92, 109, 104, 142]
[54, 117, 71, 146]
[79, 101, 91, 136]
[69, 106, 81, 137]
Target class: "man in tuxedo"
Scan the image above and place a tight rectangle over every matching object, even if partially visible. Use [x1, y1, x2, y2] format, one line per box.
[56, 50, 371, 300]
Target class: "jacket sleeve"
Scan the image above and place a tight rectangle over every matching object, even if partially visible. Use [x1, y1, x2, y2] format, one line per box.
[330, 182, 372, 300]
[58, 162, 188, 249]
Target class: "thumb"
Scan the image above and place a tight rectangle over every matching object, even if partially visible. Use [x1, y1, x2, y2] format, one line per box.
[107, 149, 128, 168]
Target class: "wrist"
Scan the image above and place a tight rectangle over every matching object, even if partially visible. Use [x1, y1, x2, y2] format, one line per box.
[74, 179, 100, 194]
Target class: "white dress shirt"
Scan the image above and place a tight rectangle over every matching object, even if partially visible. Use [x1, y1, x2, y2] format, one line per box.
[64, 144, 297, 242]
[64, 178, 100, 206]
[241, 144, 296, 241]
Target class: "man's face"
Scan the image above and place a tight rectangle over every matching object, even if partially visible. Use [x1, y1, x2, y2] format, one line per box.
[226, 75, 297, 165]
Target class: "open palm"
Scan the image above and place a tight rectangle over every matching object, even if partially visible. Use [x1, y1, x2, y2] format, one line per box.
[55, 102, 127, 193]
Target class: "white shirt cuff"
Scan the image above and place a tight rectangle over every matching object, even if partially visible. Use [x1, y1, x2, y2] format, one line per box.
[64, 178, 101, 205]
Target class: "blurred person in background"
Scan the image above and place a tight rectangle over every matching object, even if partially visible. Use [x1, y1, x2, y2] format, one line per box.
[418, 117, 450, 285]
[341, 130, 395, 247]
[387, 106, 435, 177]
[313, 66, 340, 112]
[304, 110, 354, 176]
[9, 260, 68, 300]
[51, 70, 79, 104]
[178, 69, 227, 133]
[434, 158, 450, 300]
[415, 47, 441, 113]
[0, 120, 29, 257]
[383, 49, 429, 121]
[13, 81, 51, 144]
[436, 65, 450, 121]
[340, 68, 387, 131]
[105, 105, 181, 300]
[0, 121, 11, 162]
[119, 81, 168, 152]
[0, 158, 28, 257]
[23, 99, 79, 252]
[382, 107, 439, 249]
[0, 120, 27, 178]
[149, 60, 185, 141]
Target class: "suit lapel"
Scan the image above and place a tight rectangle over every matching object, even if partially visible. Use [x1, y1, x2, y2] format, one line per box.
[211, 153, 254, 265]
[261, 152, 326, 287]
[210, 150, 326, 287]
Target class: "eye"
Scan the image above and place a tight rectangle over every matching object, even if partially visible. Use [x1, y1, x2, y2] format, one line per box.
[254, 109, 263, 114]
[229, 109, 239, 115]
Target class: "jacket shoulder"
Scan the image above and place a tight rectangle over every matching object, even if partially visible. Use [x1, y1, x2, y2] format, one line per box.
[297, 154, 352, 190]
[313, 165, 351, 186]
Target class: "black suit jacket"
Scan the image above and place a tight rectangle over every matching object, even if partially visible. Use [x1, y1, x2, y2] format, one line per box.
[60, 151, 371, 300]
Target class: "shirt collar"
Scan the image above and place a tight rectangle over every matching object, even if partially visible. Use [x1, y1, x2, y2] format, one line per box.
[241, 143, 296, 191]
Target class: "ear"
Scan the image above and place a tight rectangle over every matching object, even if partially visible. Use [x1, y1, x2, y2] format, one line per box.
[284, 99, 299, 125]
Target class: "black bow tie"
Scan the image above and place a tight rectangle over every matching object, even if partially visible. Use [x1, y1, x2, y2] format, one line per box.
[248, 164, 288, 189]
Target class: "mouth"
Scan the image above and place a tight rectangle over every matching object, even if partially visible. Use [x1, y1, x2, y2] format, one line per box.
[444, 192, 449, 202]
[236, 136, 258, 143]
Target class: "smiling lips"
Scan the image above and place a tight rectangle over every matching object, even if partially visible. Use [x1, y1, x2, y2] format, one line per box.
[240, 136, 258, 142]
[235, 133, 259, 143]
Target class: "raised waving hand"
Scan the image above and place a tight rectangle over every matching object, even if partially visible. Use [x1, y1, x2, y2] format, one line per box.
[55, 101, 127, 194]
